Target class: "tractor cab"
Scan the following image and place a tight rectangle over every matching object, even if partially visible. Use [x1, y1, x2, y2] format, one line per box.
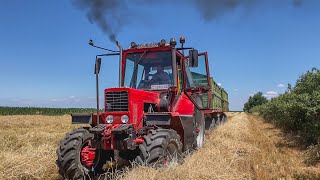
[123, 50, 174, 90]
[119, 39, 212, 109]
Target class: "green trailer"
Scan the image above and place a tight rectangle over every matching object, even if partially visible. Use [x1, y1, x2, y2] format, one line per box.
[191, 72, 229, 112]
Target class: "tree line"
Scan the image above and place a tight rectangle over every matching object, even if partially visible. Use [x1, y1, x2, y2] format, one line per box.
[244, 68, 320, 165]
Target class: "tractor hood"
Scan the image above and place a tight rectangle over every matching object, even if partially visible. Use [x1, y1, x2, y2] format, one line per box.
[104, 87, 159, 129]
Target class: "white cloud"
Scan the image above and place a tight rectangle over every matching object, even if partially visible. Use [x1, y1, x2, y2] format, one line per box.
[233, 89, 239, 92]
[266, 91, 278, 95]
[263, 91, 279, 99]
[217, 83, 222, 86]
[277, 83, 285, 88]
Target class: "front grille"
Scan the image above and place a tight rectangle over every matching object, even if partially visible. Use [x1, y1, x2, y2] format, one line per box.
[105, 91, 129, 112]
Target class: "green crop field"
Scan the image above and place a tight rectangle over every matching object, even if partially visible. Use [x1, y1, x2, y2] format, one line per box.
[0, 106, 97, 116]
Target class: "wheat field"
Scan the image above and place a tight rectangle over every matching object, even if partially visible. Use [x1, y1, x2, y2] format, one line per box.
[0, 113, 319, 179]
[0, 115, 79, 179]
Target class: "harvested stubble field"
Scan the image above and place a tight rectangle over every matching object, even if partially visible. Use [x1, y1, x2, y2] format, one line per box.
[0, 113, 319, 180]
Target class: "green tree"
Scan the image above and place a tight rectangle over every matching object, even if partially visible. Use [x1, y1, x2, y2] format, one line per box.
[259, 68, 320, 144]
[243, 92, 269, 112]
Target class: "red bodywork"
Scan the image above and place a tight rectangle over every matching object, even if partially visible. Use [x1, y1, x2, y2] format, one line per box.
[91, 87, 159, 127]
[91, 87, 161, 150]
[172, 92, 194, 116]
[95, 89, 197, 150]
[88, 45, 224, 152]
[104, 87, 159, 130]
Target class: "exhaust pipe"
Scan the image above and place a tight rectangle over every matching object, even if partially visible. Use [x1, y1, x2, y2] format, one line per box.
[95, 57, 101, 126]
[116, 41, 123, 87]
[90, 39, 121, 126]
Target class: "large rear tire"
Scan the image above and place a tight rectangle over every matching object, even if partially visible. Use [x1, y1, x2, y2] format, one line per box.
[56, 128, 109, 179]
[135, 129, 182, 166]
[194, 108, 205, 148]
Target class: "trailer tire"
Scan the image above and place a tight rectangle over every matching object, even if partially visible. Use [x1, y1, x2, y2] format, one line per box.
[56, 128, 109, 179]
[135, 129, 182, 166]
[215, 115, 221, 126]
[205, 116, 215, 130]
[222, 114, 228, 124]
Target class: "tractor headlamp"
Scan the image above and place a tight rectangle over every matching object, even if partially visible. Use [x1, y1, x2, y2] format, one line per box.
[106, 115, 114, 124]
[121, 115, 129, 123]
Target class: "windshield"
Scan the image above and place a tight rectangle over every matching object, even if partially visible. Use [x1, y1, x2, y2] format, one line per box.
[124, 51, 173, 90]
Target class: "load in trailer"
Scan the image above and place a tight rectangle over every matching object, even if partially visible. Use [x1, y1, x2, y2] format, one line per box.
[56, 37, 229, 179]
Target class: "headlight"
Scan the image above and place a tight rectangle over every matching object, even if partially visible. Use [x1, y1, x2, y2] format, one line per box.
[121, 115, 129, 123]
[106, 115, 114, 124]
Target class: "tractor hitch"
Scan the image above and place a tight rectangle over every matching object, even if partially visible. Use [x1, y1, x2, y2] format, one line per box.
[89, 124, 140, 151]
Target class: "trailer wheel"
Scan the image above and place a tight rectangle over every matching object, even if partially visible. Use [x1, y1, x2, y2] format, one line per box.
[135, 129, 182, 166]
[215, 115, 221, 126]
[56, 128, 110, 179]
[221, 114, 228, 123]
[205, 116, 215, 130]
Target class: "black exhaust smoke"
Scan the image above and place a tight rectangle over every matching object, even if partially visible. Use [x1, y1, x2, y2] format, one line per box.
[71, 0, 128, 42]
[71, 0, 304, 42]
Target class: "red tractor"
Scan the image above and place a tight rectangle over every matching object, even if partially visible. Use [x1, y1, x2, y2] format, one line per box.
[56, 37, 228, 179]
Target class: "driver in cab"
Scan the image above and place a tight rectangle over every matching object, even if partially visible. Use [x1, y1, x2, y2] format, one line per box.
[150, 65, 170, 85]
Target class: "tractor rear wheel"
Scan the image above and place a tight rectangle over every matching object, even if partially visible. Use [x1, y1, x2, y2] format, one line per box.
[56, 128, 110, 179]
[135, 129, 182, 166]
[194, 108, 205, 148]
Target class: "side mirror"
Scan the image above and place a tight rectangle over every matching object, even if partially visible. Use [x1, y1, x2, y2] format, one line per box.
[189, 50, 198, 67]
[94, 58, 101, 74]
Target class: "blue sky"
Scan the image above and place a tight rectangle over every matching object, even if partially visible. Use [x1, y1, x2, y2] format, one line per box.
[0, 1, 319, 110]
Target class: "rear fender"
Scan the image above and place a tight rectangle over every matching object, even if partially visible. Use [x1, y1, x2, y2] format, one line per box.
[144, 112, 195, 151]
[173, 115, 195, 151]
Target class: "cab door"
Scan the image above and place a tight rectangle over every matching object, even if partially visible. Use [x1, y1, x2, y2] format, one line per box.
[183, 52, 211, 109]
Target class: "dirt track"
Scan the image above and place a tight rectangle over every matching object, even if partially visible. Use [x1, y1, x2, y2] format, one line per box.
[0, 113, 319, 179]
[121, 112, 320, 180]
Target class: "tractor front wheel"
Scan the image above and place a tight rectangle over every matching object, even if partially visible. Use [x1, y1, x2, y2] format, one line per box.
[135, 129, 182, 166]
[56, 128, 109, 179]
